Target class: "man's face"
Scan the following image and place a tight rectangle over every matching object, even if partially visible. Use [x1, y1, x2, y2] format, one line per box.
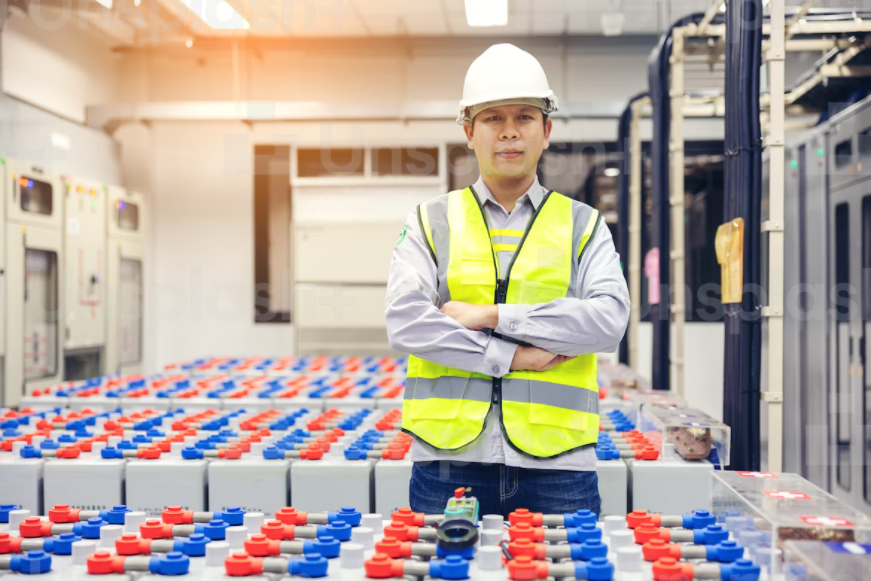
[463, 104, 552, 181]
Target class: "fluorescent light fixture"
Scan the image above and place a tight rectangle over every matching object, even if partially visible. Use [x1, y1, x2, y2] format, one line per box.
[95, 0, 112, 8]
[465, 0, 508, 27]
[178, 0, 249, 30]
[604, 167, 620, 177]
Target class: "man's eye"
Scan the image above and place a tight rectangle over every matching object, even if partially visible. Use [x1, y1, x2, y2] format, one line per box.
[519, 115, 533, 120]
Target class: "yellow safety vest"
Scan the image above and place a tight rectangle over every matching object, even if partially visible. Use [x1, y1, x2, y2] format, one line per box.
[401, 186, 602, 459]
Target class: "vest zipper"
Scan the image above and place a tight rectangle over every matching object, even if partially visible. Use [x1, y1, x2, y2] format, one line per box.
[469, 187, 553, 408]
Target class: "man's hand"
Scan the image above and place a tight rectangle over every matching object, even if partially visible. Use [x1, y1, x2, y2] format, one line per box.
[511, 346, 575, 372]
[440, 301, 498, 331]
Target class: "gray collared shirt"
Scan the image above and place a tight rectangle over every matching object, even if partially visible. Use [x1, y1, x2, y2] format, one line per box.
[385, 175, 630, 470]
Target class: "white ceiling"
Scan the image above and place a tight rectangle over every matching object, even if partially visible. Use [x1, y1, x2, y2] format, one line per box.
[220, 0, 719, 38]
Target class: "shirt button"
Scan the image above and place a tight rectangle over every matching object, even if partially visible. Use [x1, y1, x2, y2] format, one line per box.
[491, 365, 500, 374]
[509, 322, 517, 331]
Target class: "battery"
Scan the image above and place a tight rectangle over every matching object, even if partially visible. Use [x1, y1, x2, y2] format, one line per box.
[373, 459, 413, 516]
[208, 457, 292, 519]
[596, 457, 628, 517]
[43, 455, 127, 511]
[291, 458, 375, 513]
[126, 456, 209, 517]
[627, 456, 713, 515]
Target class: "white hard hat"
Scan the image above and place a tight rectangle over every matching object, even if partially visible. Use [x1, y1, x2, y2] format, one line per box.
[457, 43, 559, 125]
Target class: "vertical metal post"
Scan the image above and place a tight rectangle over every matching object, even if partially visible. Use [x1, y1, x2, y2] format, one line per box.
[763, 0, 786, 472]
[628, 98, 645, 371]
[669, 27, 686, 398]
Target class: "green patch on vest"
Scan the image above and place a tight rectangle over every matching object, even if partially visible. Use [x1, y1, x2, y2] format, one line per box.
[396, 224, 408, 246]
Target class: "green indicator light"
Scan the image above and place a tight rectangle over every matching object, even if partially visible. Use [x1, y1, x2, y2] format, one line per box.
[818, 148, 824, 157]
[791, 160, 798, 168]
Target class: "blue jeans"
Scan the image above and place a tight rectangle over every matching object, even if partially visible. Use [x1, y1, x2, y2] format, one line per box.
[409, 461, 601, 518]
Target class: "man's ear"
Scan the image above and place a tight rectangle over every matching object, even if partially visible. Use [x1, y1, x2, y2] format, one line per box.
[543, 116, 553, 150]
[463, 122, 475, 149]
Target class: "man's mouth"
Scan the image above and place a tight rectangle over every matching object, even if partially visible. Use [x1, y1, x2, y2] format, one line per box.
[497, 151, 523, 159]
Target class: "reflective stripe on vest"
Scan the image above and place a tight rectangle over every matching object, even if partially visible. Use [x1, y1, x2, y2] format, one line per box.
[403, 187, 602, 459]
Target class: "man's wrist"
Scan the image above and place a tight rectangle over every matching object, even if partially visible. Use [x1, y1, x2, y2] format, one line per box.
[487, 304, 499, 329]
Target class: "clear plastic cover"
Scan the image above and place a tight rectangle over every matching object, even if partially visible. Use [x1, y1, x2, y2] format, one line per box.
[784, 540, 871, 581]
[639, 403, 730, 467]
[712, 471, 871, 577]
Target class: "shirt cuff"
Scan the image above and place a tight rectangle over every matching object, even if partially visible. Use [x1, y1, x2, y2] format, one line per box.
[481, 336, 518, 378]
[495, 303, 529, 342]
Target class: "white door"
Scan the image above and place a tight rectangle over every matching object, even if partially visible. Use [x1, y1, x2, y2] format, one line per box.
[5, 224, 64, 406]
[106, 239, 144, 376]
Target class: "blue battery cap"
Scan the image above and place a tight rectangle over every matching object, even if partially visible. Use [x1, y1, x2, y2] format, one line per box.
[720, 559, 761, 581]
[577, 556, 614, 581]
[100, 506, 131, 525]
[567, 523, 603, 544]
[0, 504, 18, 523]
[181, 447, 204, 460]
[429, 555, 469, 580]
[695, 525, 729, 545]
[150, 551, 190, 575]
[571, 540, 608, 561]
[331, 508, 361, 527]
[217, 507, 245, 526]
[305, 537, 340, 559]
[74, 517, 107, 539]
[101, 447, 122, 459]
[178, 533, 210, 556]
[566, 509, 598, 527]
[43, 532, 82, 555]
[40, 440, 59, 450]
[262, 446, 284, 460]
[202, 520, 229, 540]
[706, 541, 744, 563]
[10, 550, 52, 574]
[287, 554, 329, 578]
[436, 544, 476, 560]
[321, 521, 351, 541]
[683, 509, 716, 530]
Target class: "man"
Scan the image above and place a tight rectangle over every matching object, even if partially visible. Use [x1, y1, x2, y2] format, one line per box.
[385, 43, 630, 518]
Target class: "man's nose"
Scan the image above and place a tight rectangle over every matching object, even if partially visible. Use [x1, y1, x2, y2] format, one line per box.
[500, 119, 519, 140]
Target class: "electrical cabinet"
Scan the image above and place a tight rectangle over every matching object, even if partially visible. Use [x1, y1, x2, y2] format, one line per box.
[4, 160, 64, 407]
[105, 186, 145, 376]
[61, 176, 107, 380]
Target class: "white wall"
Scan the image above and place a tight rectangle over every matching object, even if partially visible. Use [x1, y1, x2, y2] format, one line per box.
[2, 14, 120, 124]
[637, 321, 725, 420]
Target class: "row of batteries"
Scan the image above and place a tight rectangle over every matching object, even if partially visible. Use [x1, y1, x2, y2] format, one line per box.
[1, 407, 654, 462]
[0, 501, 787, 581]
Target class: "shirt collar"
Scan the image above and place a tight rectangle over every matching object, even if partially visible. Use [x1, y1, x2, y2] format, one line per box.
[471, 176, 545, 212]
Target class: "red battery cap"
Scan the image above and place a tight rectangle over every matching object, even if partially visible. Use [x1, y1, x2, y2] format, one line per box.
[18, 517, 52, 538]
[634, 524, 670, 544]
[652, 557, 693, 581]
[87, 551, 126, 575]
[243, 534, 280, 557]
[363, 554, 405, 579]
[508, 523, 545, 542]
[115, 534, 150, 555]
[48, 505, 80, 523]
[506, 555, 548, 580]
[643, 539, 681, 561]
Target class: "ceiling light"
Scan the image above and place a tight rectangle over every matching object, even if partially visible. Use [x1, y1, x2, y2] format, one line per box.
[95, 0, 112, 8]
[604, 168, 620, 177]
[178, 0, 249, 30]
[186, 38, 194, 48]
[465, 0, 507, 27]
